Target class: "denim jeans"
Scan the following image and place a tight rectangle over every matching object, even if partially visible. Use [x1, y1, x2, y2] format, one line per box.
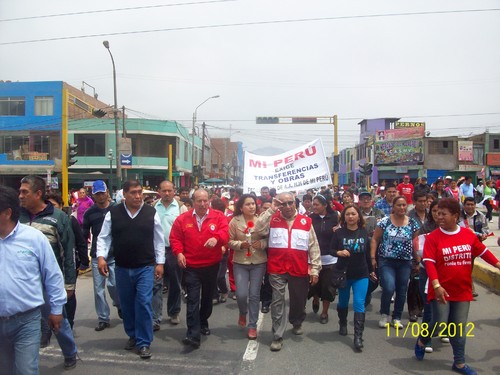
[378, 257, 412, 320]
[165, 247, 182, 317]
[115, 265, 154, 349]
[0, 308, 41, 375]
[41, 290, 78, 359]
[214, 251, 229, 299]
[337, 277, 369, 313]
[418, 267, 432, 326]
[92, 257, 120, 323]
[234, 263, 267, 328]
[152, 278, 163, 324]
[184, 264, 219, 341]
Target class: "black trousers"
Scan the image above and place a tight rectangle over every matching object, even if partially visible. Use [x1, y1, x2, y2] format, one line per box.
[184, 264, 219, 341]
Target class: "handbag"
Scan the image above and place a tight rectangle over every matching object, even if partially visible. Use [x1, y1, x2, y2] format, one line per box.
[331, 262, 348, 289]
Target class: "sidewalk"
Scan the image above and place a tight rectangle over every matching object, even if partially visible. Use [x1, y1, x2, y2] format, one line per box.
[474, 233, 500, 295]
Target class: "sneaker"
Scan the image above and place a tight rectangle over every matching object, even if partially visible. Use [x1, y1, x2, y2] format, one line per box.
[378, 314, 388, 328]
[95, 322, 110, 331]
[414, 340, 425, 360]
[247, 328, 257, 340]
[170, 314, 180, 325]
[392, 319, 404, 329]
[40, 333, 51, 348]
[292, 325, 303, 335]
[182, 336, 200, 349]
[212, 298, 219, 305]
[231, 293, 237, 300]
[425, 345, 433, 353]
[270, 338, 283, 352]
[451, 364, 477, 375]
[319, 314, 328, 324]
[162, 286, 168, 294]
[64, 356, 77, 370]
[238, 315, 247, 328]
[153, 322, 160, 332]
[409, 315, 418, 322]
[219, 293, 228, 303]
[441, 337, 450, 343]
[124, 337, 136, 350]
[138, 346, 152, 359]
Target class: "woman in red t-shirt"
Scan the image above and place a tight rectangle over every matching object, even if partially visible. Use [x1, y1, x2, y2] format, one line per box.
[414, 198, 500, 375]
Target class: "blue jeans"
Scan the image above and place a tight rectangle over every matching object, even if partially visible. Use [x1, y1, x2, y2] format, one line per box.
[337, 278, 369, 313]
[184, 264, 219, 341]
[420, 300, 470, 365]
[0, 308, 41, 375]
[418, 267, 432, 326]
[41, 290, 78, 359]
[115, 265, 154, 349]
[234, 263, 267, 328]
[152, 278, 163, 324]
[92, 257, 120, 323]
[165, 247, 182, 317]
[378, 258, 412, 320]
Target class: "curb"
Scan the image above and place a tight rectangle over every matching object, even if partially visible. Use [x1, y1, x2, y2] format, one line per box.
[473, 262, 500, 295]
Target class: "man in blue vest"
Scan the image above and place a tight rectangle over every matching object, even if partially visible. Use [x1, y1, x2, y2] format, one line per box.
[97, 180, 165, 359]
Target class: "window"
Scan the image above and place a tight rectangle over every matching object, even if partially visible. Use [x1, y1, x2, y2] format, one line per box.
[0, 97, 25, 116]
[184, 140, 189, 162]
[34, 96, 54, 116]
[428, 140, 453, 155]
[130, 135, 167, 157]
[492, 138, 500, 150]
[74, 134, 105, 156]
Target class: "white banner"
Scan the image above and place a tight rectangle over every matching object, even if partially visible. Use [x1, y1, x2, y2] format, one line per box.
[243, 139, 332, 193]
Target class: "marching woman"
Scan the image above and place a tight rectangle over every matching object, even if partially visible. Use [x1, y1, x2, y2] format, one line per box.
[330, 205, 374, 351]
[414, 198, 500, 375]
[229, 194, 267, 340]
[308, 195, 339, 324]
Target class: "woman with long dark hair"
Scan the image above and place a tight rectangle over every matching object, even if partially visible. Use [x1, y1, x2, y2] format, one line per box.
[308, 195, 339, 324]
[330, 205, 373, 351]
[228, 194, 267, 340]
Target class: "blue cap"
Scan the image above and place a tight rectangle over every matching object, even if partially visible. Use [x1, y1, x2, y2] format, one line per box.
[92, 180, 107, 194]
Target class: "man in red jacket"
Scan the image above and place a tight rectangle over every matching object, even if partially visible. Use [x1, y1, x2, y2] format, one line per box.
[255, 192, 321, 352]
[169, 189, 229, 349]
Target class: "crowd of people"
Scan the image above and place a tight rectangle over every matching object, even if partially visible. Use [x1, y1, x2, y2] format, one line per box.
[1, 175, 500, 375]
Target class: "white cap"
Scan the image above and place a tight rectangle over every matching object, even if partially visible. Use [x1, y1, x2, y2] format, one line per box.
[445, 175, 452, 180]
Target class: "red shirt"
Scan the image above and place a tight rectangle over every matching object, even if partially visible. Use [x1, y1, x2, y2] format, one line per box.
[397, 182, 414, 204]
[423, 227, 490, 302]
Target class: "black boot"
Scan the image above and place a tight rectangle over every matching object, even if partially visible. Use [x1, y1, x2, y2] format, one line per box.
[337, 307, 348, 336]
[353, 312, 365, 351]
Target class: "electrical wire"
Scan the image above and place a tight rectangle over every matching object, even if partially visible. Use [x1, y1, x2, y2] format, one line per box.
[0, 0, 237, 22]
[2, 8, 499, 46]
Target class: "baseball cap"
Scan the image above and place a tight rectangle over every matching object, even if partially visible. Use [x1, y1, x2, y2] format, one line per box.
[445, 175, 452, 180]
[404, 175, 410, 179]
[92, 180, 107, 194]
[358, 190, 372, 199]
[379, 186, 386, 191]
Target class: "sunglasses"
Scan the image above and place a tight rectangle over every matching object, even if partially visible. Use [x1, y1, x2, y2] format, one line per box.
[280, 201, 295, 207]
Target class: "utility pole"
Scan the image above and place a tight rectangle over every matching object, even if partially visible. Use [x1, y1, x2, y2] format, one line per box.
[200, 122, 207, 181]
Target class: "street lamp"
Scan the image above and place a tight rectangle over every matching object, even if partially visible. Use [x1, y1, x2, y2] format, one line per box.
[191, 95, 220, 185]
[107, 148, 113, 190]
[103, 40, 121, 185]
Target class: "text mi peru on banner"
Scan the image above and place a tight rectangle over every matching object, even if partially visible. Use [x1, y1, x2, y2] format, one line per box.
[243, 139, 332, 193]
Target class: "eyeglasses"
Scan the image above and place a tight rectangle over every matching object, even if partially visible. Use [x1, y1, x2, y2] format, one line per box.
[280, 201, 295, 207]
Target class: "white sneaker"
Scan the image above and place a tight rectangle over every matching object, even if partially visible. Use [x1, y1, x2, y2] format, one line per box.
[425, 346, 433, 353]
[378, 314, 389, 328]
[440, 337, 450, 343]
[392, 319, 404, 329]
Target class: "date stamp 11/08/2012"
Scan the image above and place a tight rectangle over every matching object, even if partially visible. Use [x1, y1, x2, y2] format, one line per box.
[386, 322, 475, 338]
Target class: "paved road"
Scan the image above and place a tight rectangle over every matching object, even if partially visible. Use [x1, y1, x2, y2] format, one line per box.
[40, 272, 500, 375]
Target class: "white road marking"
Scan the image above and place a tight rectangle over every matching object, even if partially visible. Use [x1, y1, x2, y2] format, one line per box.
[242, 311, 264, 362]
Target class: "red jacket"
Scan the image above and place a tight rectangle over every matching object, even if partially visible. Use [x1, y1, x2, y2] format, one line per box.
[267, 212, 312, 277]
[170, 209, 229, 268]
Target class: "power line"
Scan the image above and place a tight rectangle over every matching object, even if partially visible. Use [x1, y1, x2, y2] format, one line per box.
[2, 8, 499, 46]
[0, 0, 237, 22]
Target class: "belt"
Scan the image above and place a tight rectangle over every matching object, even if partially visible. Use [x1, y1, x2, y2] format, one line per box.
[0, 306, 39, 321]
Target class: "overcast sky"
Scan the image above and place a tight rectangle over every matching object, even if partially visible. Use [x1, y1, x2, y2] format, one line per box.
[1, 0, 499, 155]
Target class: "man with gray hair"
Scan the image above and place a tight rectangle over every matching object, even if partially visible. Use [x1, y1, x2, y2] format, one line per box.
[254, 191, 321, 352]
